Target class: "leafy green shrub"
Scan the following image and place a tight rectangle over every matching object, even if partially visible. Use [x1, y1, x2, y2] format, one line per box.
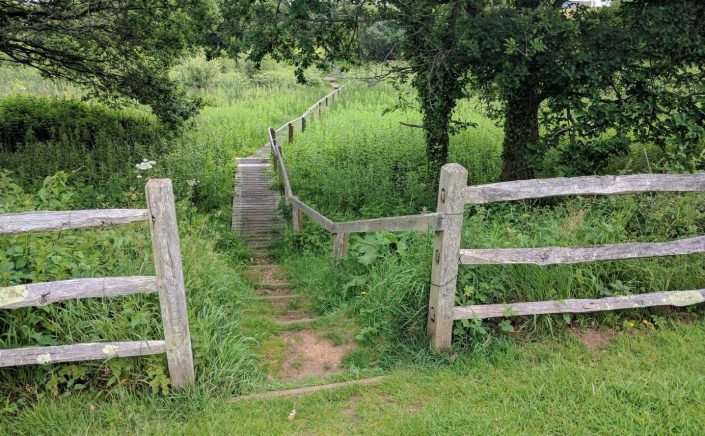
[0, 95, 166, 199]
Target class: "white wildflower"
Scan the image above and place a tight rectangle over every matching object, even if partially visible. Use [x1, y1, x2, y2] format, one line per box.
[186, 179, 199, 187]
[136, 174, 142, 178]
[135, 159, 156, 171]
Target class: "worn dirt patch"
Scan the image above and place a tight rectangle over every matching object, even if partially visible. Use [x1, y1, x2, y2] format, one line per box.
[254, 257, 271, 265]
[259, 266, 289, 287]
[573, 328, 617, 352]
[270, 297, 305, 315]
[277, 330, 355, 381]
[276, 310, 315, 323]
[342, 396, 361, 422]
[256, 287, 292, 297]
[245, 265, 288, 286]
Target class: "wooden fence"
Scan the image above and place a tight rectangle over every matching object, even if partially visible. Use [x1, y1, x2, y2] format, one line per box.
[428, 165, 705, 349]
[266, 89, 705, 350]
[0, 179, 195, 387]
[268, 86, 443, 257]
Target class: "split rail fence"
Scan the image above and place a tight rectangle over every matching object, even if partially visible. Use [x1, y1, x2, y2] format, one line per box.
[0, 179, 194, 387]
[266, 87, 705, 350]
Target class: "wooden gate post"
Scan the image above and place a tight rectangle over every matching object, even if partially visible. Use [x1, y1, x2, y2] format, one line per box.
[292, 207, 303, 232]
[333, 233, 349, 258]
[146, 179, 195, 387]
[288, 122, 294, 143]
[427, 164, 467, 350]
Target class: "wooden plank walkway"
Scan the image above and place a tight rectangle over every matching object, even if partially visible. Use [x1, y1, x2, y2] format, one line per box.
[232, 145, 284, 256]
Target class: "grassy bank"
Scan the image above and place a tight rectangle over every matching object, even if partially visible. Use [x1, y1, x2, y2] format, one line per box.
[4, 319, 705, 434]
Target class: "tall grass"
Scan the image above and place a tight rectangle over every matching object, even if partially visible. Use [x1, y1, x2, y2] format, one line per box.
[275, 78, 705, 353]
[283, 80, 503, 218]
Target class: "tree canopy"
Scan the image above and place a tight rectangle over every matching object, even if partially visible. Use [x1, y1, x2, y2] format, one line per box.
[0, 0, 219, 126]
[214, 0, 705, 181]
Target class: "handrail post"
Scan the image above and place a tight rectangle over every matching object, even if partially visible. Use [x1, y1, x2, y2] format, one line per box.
[318, 101, 322, 118]
[301, 116, 306, 132]
[333, 232, 349, 258]
[292, 207, 303, 232]
[288, 122, 294, 143]
[269, 127, 282, 190]
[145, 179, 195, 387]
[427, 164, 467, 350]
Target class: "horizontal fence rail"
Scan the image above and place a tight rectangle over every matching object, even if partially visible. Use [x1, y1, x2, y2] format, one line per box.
[463, 173, 705, 205]
[427, 163, 705, 350]
[0, 209, 150, 235]
[453, 289, 705, 320]
[264, 84, 445, 258]
[0, 341, 166, 367]
[0, 179, 194, 387]
[459, 236, 705, 266]
[289, 197, 336, 232]
[334, 213, 444, 233]
[0, 276, 157, 309]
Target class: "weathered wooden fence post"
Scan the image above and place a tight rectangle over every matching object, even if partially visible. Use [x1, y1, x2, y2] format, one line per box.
[145, 179, 195, 387]
[325, 96, 329, 107]
[318, 101, 322, 118]
[301, 116, 306, 132]
[427, 164, 467, 350]
[292, 207, 303, 232]
[333, 233, 349, 258]
[288, 122, 294, 143]
[269, 127, 282, 189]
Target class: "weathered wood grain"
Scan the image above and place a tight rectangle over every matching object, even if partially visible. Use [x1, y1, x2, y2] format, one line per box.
[459, 236, 705, 266]
[0, 209, 149, 235]
[463, 173, 705, 205]
[428, 164, 468, 350]
[333, 233, 349, 258]
[292, 206, 303, 232]
[146, 179, 195, 388]
[289, 197, 336, 232]
[0, 276, 156, 309]
[453, 289, 705, 320]
[0, 341, 165, 367]
[333, 213, 444, 233]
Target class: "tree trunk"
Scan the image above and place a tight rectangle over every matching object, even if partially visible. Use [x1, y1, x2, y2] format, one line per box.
[417, 73, 459, 188]
[500, 90, 541, 181]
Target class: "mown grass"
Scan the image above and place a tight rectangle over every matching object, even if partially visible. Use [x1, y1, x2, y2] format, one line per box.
[3, 319, 704, 434]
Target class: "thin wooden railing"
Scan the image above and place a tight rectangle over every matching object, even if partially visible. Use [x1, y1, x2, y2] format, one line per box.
[0, 179, 194, 387]
[428, 164, 705, 349]
[266, 85, 444, 257]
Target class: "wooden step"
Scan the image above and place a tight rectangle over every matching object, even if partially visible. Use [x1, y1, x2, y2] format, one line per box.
[231, 377, 387, 401]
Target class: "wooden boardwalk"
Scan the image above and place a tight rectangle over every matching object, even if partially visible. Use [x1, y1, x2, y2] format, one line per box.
[231, 145, 284, 256]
